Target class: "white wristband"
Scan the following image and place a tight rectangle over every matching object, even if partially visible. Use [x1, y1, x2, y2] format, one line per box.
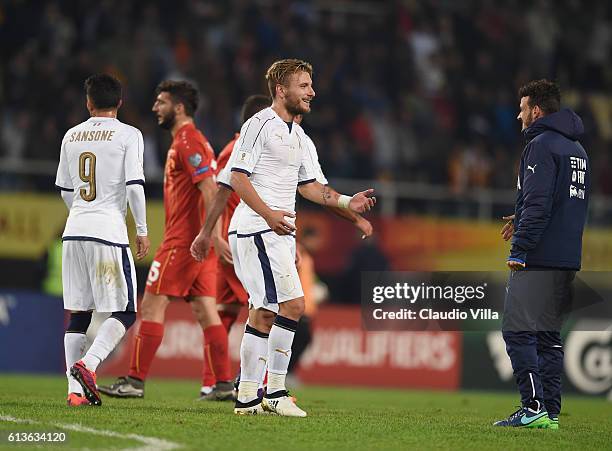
[338, 194, 352, 209]
[136, 225, 148, 236]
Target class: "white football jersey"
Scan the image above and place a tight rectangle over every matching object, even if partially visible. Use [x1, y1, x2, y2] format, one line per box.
[218, 121, 327, 189]
[216, 138, 240, 188]
[55, 117, 145, 245]
[228, 107, 320, 234]
[222, 114, 329, 234]
[303, 133, 328, 185]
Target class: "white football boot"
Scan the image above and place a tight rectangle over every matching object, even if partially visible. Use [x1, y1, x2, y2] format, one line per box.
[262, 391, 307, 417]
[234, 398, 268, 415]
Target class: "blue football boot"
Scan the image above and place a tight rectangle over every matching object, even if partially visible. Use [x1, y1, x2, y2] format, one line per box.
[493, 404, 550, 428]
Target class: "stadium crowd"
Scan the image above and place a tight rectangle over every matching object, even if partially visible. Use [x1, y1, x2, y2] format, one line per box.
[1, 0, 611, 196]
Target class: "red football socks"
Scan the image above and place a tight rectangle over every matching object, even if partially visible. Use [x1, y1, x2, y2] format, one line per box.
[128, 320, 164, 381]
[201, 329, 216, 387]
[203, 324, 231, 383]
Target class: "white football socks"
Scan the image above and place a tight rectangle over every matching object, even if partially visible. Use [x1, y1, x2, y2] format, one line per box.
[237, 325, 268, 403]
[267, 316, 298, 394]
[81, 317, 126, 372]
[64, 332, 87, 394]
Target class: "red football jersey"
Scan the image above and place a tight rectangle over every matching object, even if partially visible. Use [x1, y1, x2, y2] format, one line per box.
[217, 133, 241, 240]
[162, 123, 216, 248]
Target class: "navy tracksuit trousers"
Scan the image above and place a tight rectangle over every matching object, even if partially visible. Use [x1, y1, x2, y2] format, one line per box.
[502, 270, 575, 416]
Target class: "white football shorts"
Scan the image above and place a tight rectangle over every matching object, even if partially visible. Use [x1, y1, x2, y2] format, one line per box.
[229, 232, 246, 289]
[230, 230, 303, 313]
[62, 239, 137, 313]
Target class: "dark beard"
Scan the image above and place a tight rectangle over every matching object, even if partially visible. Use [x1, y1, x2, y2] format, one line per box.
[524, 110, 534, 129]
[158, 111, 176, 130]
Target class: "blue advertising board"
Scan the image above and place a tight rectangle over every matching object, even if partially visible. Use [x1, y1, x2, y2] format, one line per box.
[0, 291, 65, 373]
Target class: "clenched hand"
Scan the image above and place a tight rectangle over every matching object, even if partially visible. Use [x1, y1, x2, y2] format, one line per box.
[265, 210, 296, 236]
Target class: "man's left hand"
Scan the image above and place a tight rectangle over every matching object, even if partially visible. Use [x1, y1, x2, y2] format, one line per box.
[349, 189, 376, 213]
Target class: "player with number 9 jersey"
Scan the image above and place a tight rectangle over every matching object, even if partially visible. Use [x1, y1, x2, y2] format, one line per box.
[56, 114, 147, 317]
[56, 74, 149, 408]
[57, 117, 145, 247]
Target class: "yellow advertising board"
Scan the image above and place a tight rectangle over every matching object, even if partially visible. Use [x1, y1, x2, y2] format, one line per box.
[1, 193, 610, 271]
[0, 194, 68, 259]
[0, 193, 165, 264]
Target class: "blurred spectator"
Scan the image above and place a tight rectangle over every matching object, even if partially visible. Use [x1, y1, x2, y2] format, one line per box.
[0, 0, 610, 198]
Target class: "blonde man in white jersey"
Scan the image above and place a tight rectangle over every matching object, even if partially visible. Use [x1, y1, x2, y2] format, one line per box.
[230, 59, 375, 416]
[190, 100, 373, 401]
[55, 74, 150, 407]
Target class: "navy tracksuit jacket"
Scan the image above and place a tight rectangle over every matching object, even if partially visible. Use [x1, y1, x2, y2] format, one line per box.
[509, 108, 590, 269]
[504, 108, 590, 415]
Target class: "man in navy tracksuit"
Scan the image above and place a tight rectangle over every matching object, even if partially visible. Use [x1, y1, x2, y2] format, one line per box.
[495, 80, 590, 429]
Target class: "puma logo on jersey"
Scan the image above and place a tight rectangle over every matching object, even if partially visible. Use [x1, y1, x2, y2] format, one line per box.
[527, 164, 537, 173]
[275, 348, 290, 357]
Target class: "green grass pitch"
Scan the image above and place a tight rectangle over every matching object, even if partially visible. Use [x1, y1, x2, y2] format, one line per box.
[0, 375, 610, 450]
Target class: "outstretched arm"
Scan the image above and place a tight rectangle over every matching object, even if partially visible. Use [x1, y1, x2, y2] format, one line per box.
[328, 206, 373, 240]
[313, 185, 373, 239]
[298, 180, 376, 214]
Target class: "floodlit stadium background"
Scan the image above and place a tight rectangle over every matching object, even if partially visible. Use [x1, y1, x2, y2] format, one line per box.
[1, 1, 611, 397]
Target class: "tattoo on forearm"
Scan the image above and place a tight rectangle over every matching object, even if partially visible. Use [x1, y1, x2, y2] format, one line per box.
[322, 185, 332, 205]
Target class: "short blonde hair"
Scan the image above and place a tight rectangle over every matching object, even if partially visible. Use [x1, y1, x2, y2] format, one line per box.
[265, 59, 313, 98]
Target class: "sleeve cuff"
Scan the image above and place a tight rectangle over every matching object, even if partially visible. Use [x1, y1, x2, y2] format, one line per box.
[231, 167, 252, 177]
[509, 247, 527, 261]
[218, 181, 234, 191]
[297, 178, 316, 186]
[126, 179, 145, 186]
[507, 257, 526, 265]
[55, 184, 74, 192]
[191, 171, 214, 184]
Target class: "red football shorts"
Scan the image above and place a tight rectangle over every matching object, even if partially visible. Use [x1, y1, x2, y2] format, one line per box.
[216, 261, 248, 305]
[145, 245, 217, 298]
